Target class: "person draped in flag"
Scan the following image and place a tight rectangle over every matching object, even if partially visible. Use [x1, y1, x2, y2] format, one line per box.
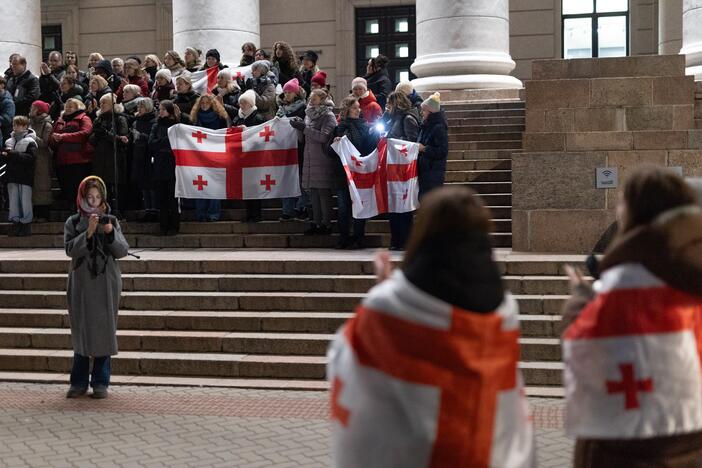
[563, 165, 702, 467]
[329, 185, 535, 467]
[232, 89, 266, 222]
[331, 95, 379, 249]
[200, 49, 227, 72]
[173, 74, 199, 117]
[290, 88, 337, 235]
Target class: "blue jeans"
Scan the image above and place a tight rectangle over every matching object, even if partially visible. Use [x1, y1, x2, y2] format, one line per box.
[281, 190, 310, 216]
[70, 353, 111, 389]
[195, 199, 221, 221]
[336, 189, 366, 240]
[7, 183, 32, 224]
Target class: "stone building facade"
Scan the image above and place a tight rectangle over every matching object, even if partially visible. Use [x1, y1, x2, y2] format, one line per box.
[0, 0, 687, 95]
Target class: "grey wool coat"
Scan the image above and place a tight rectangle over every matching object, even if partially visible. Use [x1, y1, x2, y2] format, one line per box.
[300, 99, 337, 190]
[64, 214, 129, 357]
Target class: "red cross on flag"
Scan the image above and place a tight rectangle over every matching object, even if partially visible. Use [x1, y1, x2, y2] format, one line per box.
[168, 117, 301, 200]
[328, 271, 535, 467]
[564, 263, 702, 439]
[179, 65, 253, 96]
[330, 136, 419, 219]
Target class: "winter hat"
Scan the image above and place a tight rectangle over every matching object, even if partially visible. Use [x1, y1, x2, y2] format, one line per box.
[421, 92, 441, 113]
[238, 89, 257, 108]
[302, 50, 318, 64]
[155, 68, 172, 82]
[94, 59, 114, 76]
[205, 49, 221, 62]
[283, 78, 301, 94]
[31, 100, 49, 115]
[76, 175, 108, 217]
[395, 80, 414, 96]
[311, 71, 327, 88]
[351, 76, 367, 90]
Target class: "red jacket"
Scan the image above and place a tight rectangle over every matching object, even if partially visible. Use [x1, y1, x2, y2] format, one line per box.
[50, 111, 94, 165]
[359, 90, 383, 124]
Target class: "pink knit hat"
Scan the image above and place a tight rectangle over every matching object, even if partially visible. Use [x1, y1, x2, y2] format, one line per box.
[283, 78, 300, 94]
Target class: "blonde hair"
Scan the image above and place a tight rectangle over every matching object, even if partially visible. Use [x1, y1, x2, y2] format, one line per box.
[89, 75, 108, 90]
[65, 98, 86, 111]
[122, 84, 142, 98]
[124, 58, 145, 78]
[190, 94, 229, 123]
[144, 54, 162, 68]
[88, 52, 104, 63]
[310, 88, 329, 102]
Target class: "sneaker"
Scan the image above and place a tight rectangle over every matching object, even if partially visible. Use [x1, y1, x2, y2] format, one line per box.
[304, 225, 319, 236]
[66, 386, 87, 398]
[295, 209, 309, 221]
[279, 214, 295, 221]
[91, 385, 108, 399]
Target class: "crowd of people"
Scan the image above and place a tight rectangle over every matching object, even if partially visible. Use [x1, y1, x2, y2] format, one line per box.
[0, 43, 448, 248]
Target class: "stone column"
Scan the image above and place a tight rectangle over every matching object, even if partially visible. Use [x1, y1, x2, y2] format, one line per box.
[682, 0, 702, 77]
[659, 0, 683, 54]
[172, 0, 260, 68]
[410, 0, 521, 91]
[0, 0, 41, 75]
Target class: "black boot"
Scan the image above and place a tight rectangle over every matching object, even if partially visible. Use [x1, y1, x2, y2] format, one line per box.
[8, 222, 19, 237]
[17, 223, 31, 237]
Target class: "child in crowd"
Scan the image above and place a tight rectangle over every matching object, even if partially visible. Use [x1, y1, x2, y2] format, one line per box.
[2, 115, 37, 236]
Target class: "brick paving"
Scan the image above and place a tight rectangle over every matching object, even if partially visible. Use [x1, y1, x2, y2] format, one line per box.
[0, 382, 573, 467]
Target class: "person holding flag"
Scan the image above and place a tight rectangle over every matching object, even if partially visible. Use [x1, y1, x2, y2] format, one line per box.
[328, 185, 535, 467]
[563, 165, 702, 466]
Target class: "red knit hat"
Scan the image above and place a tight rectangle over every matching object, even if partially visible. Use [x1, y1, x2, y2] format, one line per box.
[31, 100, 49, 115]
[311, 71, 327, 88]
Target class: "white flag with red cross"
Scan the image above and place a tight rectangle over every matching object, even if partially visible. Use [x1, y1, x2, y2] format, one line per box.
[331, 136, 419, 219]
[564, 263, 702, 439]
[168, 117, 300, 199]
[328, 270, 536, 468]
[181, 65, 253, 95]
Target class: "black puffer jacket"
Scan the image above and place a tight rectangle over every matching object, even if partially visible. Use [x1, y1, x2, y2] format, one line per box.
[131, 111, 156, 189]
[6, 69, 40, 116]
[417, 110, 448, 197]
[365, 70, 392, 109]
[88, 111, 129, 184]
[173, 90, 199, 116]
[1, 128, 38, 186]
[148, 116, 178, 182]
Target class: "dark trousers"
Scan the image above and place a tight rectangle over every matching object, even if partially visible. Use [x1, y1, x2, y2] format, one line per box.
[70, 353, 111, 389]
[56, 163, 92, 203]
[388, 212, 413, 249]
[195, 199, 221, 221]
[155, 179, 180, 233]
[336, 188, 366, 241]
[245, 200, 262, 220]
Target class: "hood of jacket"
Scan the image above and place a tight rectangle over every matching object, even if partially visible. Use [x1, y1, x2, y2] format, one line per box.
[599, 206, 702, 296]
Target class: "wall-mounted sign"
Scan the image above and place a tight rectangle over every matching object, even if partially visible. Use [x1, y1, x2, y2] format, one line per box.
[596, 167, 618, 189]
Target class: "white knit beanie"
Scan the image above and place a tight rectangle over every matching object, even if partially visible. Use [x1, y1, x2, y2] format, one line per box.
[238, 89, 257, 108]
[395, 80, 413, 96]
[155, 68, 172, 82]
[351, 77, 367, 90]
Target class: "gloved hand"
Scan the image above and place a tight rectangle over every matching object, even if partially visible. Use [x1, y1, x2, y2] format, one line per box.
[289, 117, 306, 131]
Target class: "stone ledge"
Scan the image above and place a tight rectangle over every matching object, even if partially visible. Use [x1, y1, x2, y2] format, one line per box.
[532, 55, 685, 80]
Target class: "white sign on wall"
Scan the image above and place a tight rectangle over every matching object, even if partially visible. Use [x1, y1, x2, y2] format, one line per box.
[596, 167, 618, 189]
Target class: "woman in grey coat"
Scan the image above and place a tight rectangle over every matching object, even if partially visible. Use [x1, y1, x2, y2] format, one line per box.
[64, 175, 129, 399]
[290, 88, 337, 235]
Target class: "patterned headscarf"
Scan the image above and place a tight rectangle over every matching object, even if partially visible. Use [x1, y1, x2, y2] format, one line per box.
[76, 175, 108, 217]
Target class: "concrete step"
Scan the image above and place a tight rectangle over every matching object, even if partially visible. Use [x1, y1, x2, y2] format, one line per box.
[446, 159, 511, 171]
[445, 170, 511, 183]
[449, 132, 523, 143]
[447, 181, 512, 194]
[448, 149, 518, 160]
[0, 218, 514, 236]
[0, 231, 513, 249]
[442, 101, 525, 111]
[0, 309, 561, 337]
[447, 117, 525, 127]
[445, 109, 526, 119]
[448, 124, 524, 134]
[0, 290, 568, 314]
[0, 348, 563, 385]
[0, 328, 562, 360]
[450, 140, 523, 151]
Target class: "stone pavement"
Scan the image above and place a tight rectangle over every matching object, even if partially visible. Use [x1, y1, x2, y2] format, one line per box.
[0, 382, 573, 467]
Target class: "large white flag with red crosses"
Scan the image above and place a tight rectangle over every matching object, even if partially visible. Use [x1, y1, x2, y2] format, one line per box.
[168, 117, 300, 199]
[180, 65, 253, 95]
[564, 263, 702, 439]
[328, 270, 536, 468]
[331, 136, 419, 219]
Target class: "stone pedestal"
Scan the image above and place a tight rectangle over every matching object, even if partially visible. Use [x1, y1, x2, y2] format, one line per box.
[514, 55, 702, 253]
[0, 1, 41, 74]
[172, 0, 260, 68]
[410, 0, 521, 91]
[682, 0, 702, 77]
[659, 0, 683, 55]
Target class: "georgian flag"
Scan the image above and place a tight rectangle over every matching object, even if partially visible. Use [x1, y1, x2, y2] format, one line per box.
[329, 270, 536, 468]
[181, 65, 253, 95]
[168, 117, 300, 199]
[564, 263, 702, 439]
[331, 136, 419, 219]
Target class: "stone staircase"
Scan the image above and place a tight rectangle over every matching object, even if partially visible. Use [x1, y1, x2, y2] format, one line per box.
[0, 100, 574, 394]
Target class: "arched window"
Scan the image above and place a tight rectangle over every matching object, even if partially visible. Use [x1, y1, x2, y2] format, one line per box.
[562, 0, 629, 59]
